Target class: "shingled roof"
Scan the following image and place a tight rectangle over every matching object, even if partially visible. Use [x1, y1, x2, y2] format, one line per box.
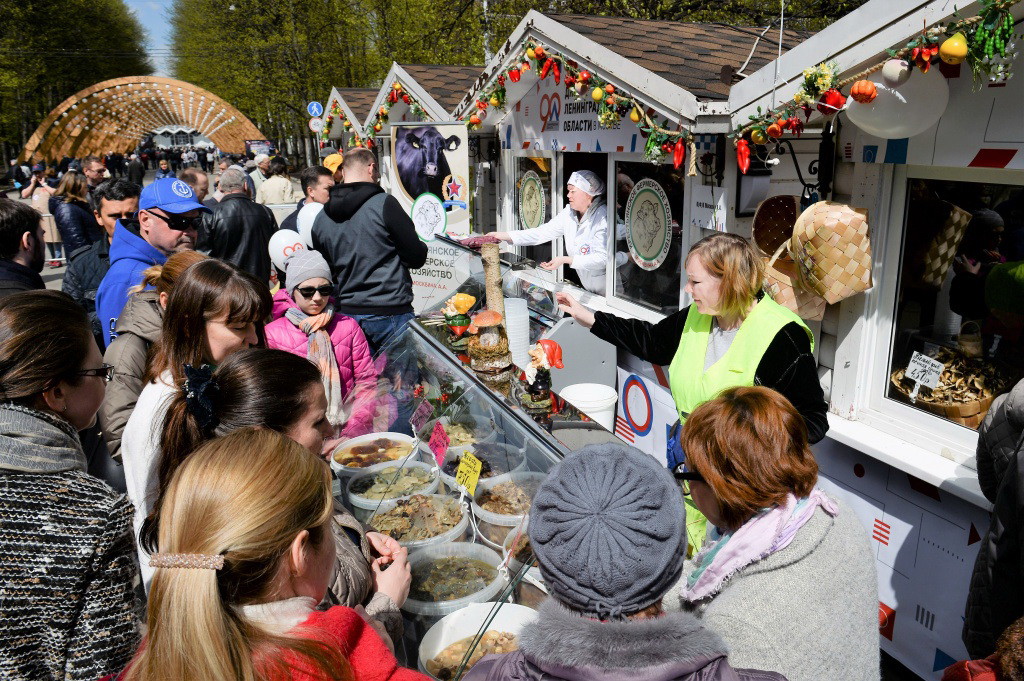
[545, 14, 811, 100]
[335, 88, 379, 121]
[400, 64, 484, 114]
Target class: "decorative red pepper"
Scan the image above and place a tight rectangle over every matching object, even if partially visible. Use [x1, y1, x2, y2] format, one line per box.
[736, 139, 751, 175]
[508, 68, 521, 83]
[672, 137, 686, 169]
[388, 89, 398, 104]
[552, 60, 560, 84]
[540, 58, 553, 80]
[402, 94, 411, 104]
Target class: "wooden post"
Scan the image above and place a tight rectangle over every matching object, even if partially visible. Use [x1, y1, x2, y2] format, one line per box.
[481, 242, 505, 319]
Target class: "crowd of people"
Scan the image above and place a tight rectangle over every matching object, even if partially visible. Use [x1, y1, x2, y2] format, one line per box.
[0, 141, 1021, 681]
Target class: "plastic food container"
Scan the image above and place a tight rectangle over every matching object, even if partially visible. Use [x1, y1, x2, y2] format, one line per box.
[418, 602, 537, 679]
[420, 415, 497, 459]
[471, 472, 547, 550]
[402, 542, 506, 618]
[346, 461, 440, 522]
[368, 494, 470, 552]
[329, 432, 417, 478]
[438, 442, 527, 493]
[501, 518, 547, 610]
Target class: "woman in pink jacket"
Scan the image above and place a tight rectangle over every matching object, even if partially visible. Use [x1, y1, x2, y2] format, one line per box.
[265, 250, 379, 449]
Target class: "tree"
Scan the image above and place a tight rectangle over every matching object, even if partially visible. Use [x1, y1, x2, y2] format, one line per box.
[0, 0, 151, 162]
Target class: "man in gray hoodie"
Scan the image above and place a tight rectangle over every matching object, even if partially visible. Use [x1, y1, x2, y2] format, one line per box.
[313, 146, 427, 354]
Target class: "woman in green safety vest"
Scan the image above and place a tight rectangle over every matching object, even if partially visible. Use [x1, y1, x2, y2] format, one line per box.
[556, 233, 828, 551]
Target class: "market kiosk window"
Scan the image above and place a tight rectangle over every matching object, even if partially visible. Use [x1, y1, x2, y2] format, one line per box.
[610, 159, 684, 315]
[887, 173, 1024, 433]
[515, 157, 553, 267]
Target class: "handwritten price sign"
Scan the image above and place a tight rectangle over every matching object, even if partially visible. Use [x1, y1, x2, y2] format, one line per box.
[410, 400, 433, 434]
[428, 421, 450, 465]
[455, 452, 483, 496]
[905, 351, 944, 402]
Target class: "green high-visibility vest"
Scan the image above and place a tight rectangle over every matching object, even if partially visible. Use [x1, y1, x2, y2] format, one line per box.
[668, 295, 813, 553]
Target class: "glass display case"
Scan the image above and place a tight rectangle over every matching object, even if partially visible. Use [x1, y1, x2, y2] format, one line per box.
[330, 261, 618, 676]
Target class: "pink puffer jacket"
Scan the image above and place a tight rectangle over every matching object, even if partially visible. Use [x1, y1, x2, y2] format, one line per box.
[271, 288, 292, 320]
[265, 297, 378, 439]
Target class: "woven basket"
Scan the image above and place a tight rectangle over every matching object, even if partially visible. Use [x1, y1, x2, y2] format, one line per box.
[889, 373, 995, 429]
[921, 202, 971, 288]
[764, 243, 826, 321]
[752, 195, 802, 262]
[789, 201, 872, 305]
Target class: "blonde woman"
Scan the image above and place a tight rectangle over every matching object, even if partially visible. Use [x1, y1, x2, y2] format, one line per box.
[557, 233, 827, 548]
[120, 428, 427, 681]
[52, 170, 102, 253]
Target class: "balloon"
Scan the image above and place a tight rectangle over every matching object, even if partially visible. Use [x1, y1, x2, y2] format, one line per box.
[268, 229, 305, 272]
[843, 70, 949, 139]
[296, 202, 325, 247]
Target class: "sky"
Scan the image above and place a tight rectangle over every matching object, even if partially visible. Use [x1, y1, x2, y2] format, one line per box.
[125, 0, 173, 77]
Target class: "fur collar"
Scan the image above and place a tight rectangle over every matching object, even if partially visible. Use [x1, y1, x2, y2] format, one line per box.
[520, 598, 729, 671]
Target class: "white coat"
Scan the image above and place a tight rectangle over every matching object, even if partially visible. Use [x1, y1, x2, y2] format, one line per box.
[509, 200, 608, 295]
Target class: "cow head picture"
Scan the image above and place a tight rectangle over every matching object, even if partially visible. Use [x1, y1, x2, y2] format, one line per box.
[394, 126, 461, 201]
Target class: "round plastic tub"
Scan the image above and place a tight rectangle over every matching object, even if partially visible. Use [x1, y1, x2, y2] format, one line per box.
[558, 383, 617, 430]
[501, 518, 547, 610]
[402, 542, 506, 618]
[471, 472, 547, 550]
[418, 602, 537, 679]
[367, 494, 469, 552]
[329, 432, 417, 478]
[421, 415, 497, 460]
[346, 461, 440, 522]
[438, 442, 527, 493]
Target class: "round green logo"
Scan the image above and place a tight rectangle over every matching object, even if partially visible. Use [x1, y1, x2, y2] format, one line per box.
[412, 193, 447, 242]
[518, 170, 546, 231]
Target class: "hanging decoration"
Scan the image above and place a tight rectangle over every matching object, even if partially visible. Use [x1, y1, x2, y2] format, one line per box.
[319, 100, 364, 149]
[462, 40, 693, 166]
[364, 82, 429, 145]
[733, 0, 1021, 143]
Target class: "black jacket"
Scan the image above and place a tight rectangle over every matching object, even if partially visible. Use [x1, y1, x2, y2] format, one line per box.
[198, 192, 278, 284]
[126, 159, 145, 186]
[591, 304, 828, 443]
[314, 182, 427, 315]
[52, 198, 102, 253]
[62, 237, 112, 348]
[0, 258, 45, 299]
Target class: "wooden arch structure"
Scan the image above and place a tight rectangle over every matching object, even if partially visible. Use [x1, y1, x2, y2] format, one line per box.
[20, 76, 265, 161]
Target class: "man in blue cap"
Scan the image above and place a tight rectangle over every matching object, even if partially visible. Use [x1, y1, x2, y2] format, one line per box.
[95, 177, 209, 347]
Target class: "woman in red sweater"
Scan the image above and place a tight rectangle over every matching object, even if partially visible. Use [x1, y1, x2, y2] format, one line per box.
[119, 427, 428, 681]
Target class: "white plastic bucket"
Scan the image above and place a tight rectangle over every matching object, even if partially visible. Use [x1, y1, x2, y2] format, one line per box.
[368, 494, 469, 552]
[438, 442, 527, 493]
[402, 542, 506, 618]
[418, 602, 537, 679]
[328, 432, 417, 478]
[346, 461, 440, 522]
[471, 472, 547, 550]
[558, 383, 617, 430]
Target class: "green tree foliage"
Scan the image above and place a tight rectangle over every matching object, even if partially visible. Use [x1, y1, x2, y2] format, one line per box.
[0, 0, 151, 159]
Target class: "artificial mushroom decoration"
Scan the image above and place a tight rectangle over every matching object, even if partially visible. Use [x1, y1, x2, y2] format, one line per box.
[470, 309, 504, 347]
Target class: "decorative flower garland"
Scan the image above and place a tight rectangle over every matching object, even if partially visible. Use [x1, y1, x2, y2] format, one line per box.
[733, 0, 1021, 172]
[462, 41, 693, 166]
[363, 82, 429, 146]
[318, 100, 366, 149]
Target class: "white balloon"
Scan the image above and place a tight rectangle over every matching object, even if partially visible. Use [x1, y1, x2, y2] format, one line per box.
[268, 229, 305, 272]
[843, 71, 949, 139]
[296, 202, 325, 247]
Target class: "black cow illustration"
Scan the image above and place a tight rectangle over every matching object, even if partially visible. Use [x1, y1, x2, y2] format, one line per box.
[395, 126, 461, 200]
[633, 200, 662, 252]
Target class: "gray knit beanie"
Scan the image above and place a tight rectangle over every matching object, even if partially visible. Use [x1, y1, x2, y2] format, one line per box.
[285, 249, 333, 296]
[529, 443, 686, 620]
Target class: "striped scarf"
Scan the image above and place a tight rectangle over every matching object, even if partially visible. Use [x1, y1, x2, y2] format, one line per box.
[285, 305, 345, 426]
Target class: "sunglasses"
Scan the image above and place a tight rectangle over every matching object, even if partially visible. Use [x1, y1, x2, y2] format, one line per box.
[76, 364, 114, 382]
[295, 284, 333, 299]
[145, 210, 202, 232]
[673, 462, 704, 495]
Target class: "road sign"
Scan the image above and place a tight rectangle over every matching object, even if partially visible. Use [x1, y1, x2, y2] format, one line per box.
[307, 101, 324, 117]
[308, 117, 325, 133]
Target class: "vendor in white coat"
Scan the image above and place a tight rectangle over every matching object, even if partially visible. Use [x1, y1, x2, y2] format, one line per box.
[493, 170, 608, 295]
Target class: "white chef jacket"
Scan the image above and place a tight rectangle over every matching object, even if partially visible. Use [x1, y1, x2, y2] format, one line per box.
[509, 200, 608, 295]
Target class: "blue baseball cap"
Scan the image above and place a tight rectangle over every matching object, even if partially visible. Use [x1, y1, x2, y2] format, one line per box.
[139, 178, 211, 215]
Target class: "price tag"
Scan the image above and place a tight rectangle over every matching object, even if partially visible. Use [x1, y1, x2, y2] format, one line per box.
[455, 452, 483, 496]
[905, 351, 944, 402]
[410, 400, 433, 434]
[428, 421, 450, 465]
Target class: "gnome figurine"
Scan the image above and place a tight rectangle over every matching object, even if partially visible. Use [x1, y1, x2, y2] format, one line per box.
[521, 340, 564, 412]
